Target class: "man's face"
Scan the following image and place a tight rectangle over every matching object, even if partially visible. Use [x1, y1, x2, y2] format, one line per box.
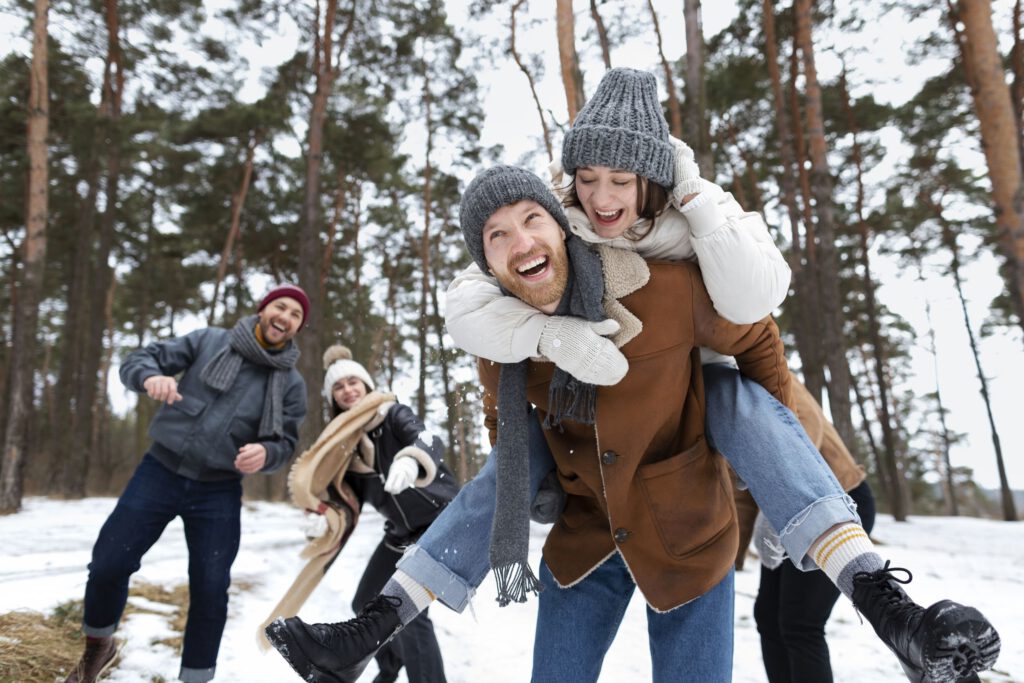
[257, 296, 304, 345]
[481, 200, 569, 313]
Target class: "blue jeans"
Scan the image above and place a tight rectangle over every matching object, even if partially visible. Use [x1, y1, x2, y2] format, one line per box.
[702, 364, 859, 569]
[83, 453, 242, 683]
[533, 556, 734, 682]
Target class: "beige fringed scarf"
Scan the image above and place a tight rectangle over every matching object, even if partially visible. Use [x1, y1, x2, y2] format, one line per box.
[256, 390, 395, 649]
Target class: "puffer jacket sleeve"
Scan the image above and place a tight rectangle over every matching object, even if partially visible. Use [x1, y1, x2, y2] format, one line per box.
[386, 403, 445, 487]
[445, 263, 549, 363]
[119, 328, 208, 392]
[259, 372, 307, 473]
[682, 179, 791, 324]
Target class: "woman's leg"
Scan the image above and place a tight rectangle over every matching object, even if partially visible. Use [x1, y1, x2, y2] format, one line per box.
[702, 364, 859, 569]
[396, 407, 555, 612]
[352, 540, 406, 682]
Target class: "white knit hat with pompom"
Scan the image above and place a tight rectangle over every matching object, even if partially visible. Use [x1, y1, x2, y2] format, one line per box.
[322, 344, 375, 400]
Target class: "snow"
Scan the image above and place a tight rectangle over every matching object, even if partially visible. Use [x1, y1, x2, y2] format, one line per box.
[1, 497, 1020, 682]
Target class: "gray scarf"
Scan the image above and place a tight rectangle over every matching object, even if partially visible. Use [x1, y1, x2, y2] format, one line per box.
[490, 235, 606, 606]
[199, 314, 300, 439]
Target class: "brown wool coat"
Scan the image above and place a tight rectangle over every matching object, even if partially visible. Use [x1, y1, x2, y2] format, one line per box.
[479, 260, 796, 612]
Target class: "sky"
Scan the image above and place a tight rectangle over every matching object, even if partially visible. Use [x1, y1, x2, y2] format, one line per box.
[1, 0, 1021, 492]
[2, 497, 1020, 681]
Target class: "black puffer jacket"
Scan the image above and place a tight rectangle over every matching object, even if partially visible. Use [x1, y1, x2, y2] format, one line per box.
[344, 402, 459, 545]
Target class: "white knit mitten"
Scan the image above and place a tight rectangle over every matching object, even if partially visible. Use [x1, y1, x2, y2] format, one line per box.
[538, 316, 627, 386]
[670, 136, 704, 208]
[384, 456, 420, 494]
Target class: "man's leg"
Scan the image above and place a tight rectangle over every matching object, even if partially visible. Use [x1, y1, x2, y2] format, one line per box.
[647, 569, 734, 683]
[531, 555, 633, 683]
[704, 364, 1000, 681]
[265, 409, 554, 680]
[69, 454, 181, 683]
[178, 476, 242, 683]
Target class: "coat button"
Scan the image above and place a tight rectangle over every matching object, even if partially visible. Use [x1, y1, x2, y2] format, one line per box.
[614, 528, 630, 543]
[601, 450, 618, 465]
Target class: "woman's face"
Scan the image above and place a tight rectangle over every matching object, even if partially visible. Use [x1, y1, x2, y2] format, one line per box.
[332, 376, 368, 411]
[574, 166, 641, 239]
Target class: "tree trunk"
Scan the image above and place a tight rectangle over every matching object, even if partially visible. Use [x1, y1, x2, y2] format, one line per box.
[320, 164, 347, 306]
[1, 0, 48, 513]
[646, 0, 683, 138]
[511, 0, 553, 161]
[851, 366, 891, 507]
[683, 0, 713, 174]
[296, 0, 358, 449]
[953, 0, 1024, 341]
[940, 215, 1017, 520]
[1011, 0, 1023, 164]
[589, 0, 611, 69]
[556, 0, 586, 122]
[785, 31, 827, 402]
[793, 0, 859, 462]
[762, 0, 823, 401]
[429, 231, 456, 473]
[841, 69, 907, 517]
[417, 68, 434, 420]
[914, 258, 959, 516]
[210, 132, 258, 325]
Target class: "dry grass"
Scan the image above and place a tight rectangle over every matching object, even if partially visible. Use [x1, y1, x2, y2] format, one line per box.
[0, 578, 261, 683]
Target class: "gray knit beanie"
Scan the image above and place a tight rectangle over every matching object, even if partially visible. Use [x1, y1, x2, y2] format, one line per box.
[561, 67, 674, 188]
[459, 165, 571, 273]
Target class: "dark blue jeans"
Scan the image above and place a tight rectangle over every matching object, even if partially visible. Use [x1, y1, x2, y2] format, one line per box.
[83, 453, 242, 683]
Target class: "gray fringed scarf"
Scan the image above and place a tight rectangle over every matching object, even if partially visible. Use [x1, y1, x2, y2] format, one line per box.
[199, 315, 301, 439]
[490, 235, 607, 606]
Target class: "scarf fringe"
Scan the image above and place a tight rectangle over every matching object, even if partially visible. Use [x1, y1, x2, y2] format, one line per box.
[492, 561, 543, 607]
[544, 379, 597, 428]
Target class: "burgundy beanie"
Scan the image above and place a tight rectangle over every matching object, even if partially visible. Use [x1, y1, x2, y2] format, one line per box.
[258, 284, 311, 330]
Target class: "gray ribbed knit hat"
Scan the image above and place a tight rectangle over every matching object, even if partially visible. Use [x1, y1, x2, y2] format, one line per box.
[459, 164, 571, 273]
[561, 67, 674, 188]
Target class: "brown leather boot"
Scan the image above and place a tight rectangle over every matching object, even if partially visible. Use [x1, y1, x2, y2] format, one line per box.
[64, 636, 119, 683]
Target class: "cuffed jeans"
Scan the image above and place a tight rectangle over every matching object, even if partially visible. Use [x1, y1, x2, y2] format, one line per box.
[82, 453, 241, 683]
[533, 556, 734, 682]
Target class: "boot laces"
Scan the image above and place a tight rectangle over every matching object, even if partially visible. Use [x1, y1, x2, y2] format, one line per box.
[854, 560, 920, 625]
[327, 595, 402, 641]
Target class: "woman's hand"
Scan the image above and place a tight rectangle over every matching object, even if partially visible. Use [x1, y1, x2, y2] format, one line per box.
[670, 136, 704, 208]
[384, 456, 420, 494]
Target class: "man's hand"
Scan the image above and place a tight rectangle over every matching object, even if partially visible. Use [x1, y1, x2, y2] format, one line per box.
[235, 443, 267, 473]
[384, 457, 419, 495]
[670, 136, 704, 208]
[143, 375, 183, 405]
[538, 316, 628, 386]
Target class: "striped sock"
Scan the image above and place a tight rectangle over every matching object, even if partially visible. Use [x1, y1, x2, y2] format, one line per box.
[381, 570, 435, 626]
[810, 523, 884, 600]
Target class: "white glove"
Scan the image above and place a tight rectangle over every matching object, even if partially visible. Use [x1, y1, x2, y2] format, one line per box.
[301, 511, 328, 540]
[670, 136, 704, 208]
[384, 456, 420, 494]
[538, 316, 627, 386]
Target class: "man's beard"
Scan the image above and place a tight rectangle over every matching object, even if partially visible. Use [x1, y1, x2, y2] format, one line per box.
[498, 246, 569, 310]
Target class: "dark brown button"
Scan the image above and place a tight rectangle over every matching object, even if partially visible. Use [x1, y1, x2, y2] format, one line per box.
[601, 450, 618, 465]
[614, 528, 630, 543]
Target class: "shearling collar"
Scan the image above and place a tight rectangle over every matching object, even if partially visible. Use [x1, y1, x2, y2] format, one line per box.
[596, 244, 648, 348]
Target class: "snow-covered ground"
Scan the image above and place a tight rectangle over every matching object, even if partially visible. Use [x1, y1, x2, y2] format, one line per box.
[1, 497, 1020, 682]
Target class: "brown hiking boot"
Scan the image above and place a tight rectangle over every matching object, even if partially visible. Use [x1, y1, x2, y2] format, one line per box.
[64, 636, 119, 683]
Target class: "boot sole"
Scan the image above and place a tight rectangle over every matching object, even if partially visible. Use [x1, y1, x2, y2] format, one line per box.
[909, 602, 1001, 683]
[264, 619, 371, 683]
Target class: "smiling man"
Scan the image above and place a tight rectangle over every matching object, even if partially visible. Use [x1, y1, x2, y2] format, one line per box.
[64, 284, 310, 683]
